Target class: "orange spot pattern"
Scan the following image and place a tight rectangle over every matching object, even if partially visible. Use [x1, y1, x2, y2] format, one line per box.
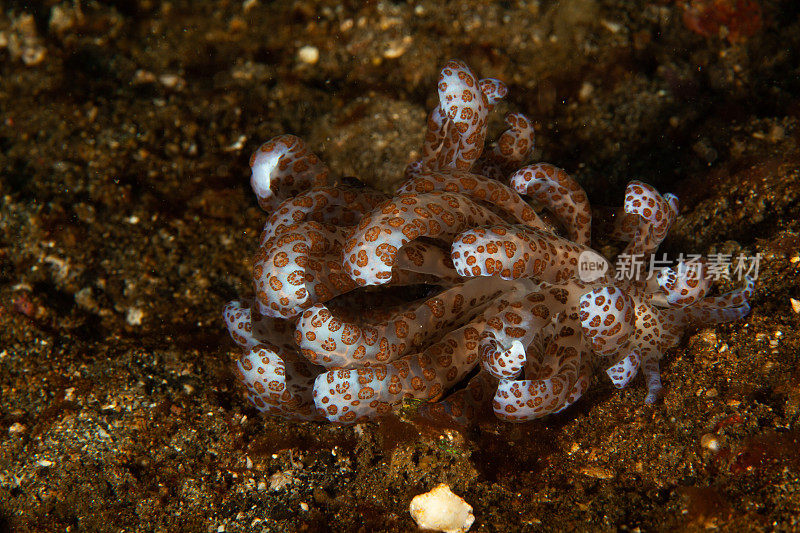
[223, 59, 754, 424]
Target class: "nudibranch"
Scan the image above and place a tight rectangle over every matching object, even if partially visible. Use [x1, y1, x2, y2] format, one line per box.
[223, 59, 753, 424]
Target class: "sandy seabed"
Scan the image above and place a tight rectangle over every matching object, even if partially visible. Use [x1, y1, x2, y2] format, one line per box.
[1, 1, 799, 531]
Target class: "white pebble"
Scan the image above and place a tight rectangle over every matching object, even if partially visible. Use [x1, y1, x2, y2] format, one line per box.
[126, 307, 143, 326]
[297, 46, 319, 64]
[158, 73, 185, 90]
[700, 433, 720, 452]
[268, 471, 294, 491]
[409, 484, 474, 533]
[383, 36, 412, 59]
[578, 81, 594, 102]
[600, 18, 622, 33]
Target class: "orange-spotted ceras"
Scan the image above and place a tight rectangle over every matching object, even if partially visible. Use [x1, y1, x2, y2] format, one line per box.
[223, 58, 755, 424]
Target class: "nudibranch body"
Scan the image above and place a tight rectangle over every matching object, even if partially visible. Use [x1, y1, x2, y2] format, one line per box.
[223, 59, 753, 424]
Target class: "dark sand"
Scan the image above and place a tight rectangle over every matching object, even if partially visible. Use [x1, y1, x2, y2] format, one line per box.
[1, 1, 799, 531]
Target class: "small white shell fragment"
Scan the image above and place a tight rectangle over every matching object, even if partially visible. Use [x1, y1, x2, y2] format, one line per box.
[790, 298, 800, 314]
[409, 484, 474, 533]
[580, 466, 615, 480]
[297, 45, 319, 64]
[158, 73, 184, 89]
[700, 433, 720, 452]
[126, 307, 143, 326]
[8, 423, 26, 435]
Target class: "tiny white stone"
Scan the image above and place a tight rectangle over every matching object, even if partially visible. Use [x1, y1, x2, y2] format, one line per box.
[126, 307, 143, 326]
[578, 81, 594, 102]
[225, 134, 247, 152]
[297, 45, 319, 64]
[409, 484, 474, 533]
[158, 73, 184, 89]
[700, 433, 720, 452]
[268, 471, 294, 491]
[600, 19, 622, 33]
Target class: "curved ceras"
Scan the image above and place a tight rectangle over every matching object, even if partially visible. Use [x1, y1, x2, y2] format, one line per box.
[414, 60, 535, 180]
[593, 180, 676, 249]
[312, 295, 519, 424]
[451, 224, 611, 283]
[343, 165, 575, 289]
[259, 185, 388, 245]
[302, 278, 522, 424]
[223, 299, 321, 420]
[296, 277, 517, 369]
[446, 223, 607, 420]
[224, 58, 756, 424]
[250, 135, 330, 212]
[477, 282, 593, 421]
[254, 220, 462, 318]
[444, 179, 753, 418]
[621, 181, 679, 257]
[253, 184, 464, 319]
[397, 169, 548, 232]
[510, 163, 592, 246]
[493, 326, 592, 421]
[473, 112, 536, 179]
[416, 371, 499, 424]
[418, 59, 491, 172]
[342, 191, 507, 286]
